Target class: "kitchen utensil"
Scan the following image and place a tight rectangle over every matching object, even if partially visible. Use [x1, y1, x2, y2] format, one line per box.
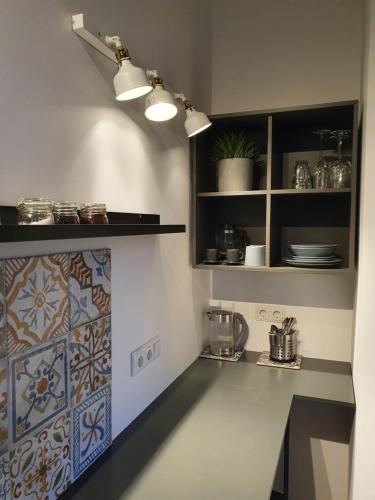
[285, 317, 296, 335]
[207, 309, 249, 357]
[280, 317, 296, 336]
[245, 245, 265, 267]
[281, 318, 288, 335]
[270, 324, 279, 335]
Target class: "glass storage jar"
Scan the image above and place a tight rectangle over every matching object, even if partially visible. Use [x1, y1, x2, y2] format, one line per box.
[17, 198, 54, 225]
[79, 204, 109, 224]
[53, 202, 80, 224]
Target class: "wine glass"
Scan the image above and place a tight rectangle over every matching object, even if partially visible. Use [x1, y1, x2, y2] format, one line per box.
[312, 129, 331, 189]
[330, 130, 352, 188]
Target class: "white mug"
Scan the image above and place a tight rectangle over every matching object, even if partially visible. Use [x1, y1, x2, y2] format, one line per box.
[245, 245, 265, 267]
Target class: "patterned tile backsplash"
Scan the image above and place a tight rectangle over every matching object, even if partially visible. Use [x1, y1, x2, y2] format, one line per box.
[70, 316, 111, 407]
[0, 249, 111, 499]
[6, 254, 69, 356]
[69, 249, 111, 328]
[73, 385, 111, 479]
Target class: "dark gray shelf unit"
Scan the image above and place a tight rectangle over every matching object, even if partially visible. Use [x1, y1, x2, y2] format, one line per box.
[192, 101, 359, 273]
[0, 207, 185, 243]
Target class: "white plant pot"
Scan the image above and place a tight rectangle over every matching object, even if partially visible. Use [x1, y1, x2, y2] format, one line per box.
[217, 158, 254, 192]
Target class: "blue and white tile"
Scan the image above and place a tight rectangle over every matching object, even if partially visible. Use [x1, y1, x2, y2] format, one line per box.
[73, 384, 111, 479]
[69, 249, 111, 329]
[0, 263, 5, 360]
[0, 454, 10, 500]
[70, 317, 111, 407]
[9, 337, 68, 445]
[0, 359, 8, 457]
[10, 411, 71, 499]
[5, 254, 69, 356]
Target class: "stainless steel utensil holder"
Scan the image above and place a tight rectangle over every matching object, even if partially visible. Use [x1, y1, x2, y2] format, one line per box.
[269, 331, 296, 362]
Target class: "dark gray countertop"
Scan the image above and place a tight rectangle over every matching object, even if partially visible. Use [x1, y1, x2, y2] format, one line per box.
[63, 352, 354, 500]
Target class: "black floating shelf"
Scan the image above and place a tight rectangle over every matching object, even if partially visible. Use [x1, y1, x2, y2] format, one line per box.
[0, 207, 185, 243]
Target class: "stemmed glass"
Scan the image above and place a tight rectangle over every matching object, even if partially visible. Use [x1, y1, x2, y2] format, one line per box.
[312, 129, 331, 189]
[330, 130, 352, 188]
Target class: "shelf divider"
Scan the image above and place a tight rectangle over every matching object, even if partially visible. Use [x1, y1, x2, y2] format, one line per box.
[266, 115, 273, 266]
[271, 188, 351, 195]
[197, 190, 267, 197]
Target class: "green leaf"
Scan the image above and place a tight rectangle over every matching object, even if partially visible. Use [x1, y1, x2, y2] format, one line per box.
[53, 432, 63, 443]
[21, 452, 34, 473]
[211, 131, 259, 162]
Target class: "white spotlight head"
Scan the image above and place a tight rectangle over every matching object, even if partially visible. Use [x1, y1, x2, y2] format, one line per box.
[145, 78, 178, 122]
[184, 107, 212, 138]
[111, 42, 152, 101]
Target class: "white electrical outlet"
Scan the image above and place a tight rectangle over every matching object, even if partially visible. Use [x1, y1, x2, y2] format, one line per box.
[255, 305, 285, 323]
[131, 337, 161, 376]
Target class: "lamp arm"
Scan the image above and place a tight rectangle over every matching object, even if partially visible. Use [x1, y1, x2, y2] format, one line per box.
[175, 93, 193, 110]
[105, 35, 123, 49]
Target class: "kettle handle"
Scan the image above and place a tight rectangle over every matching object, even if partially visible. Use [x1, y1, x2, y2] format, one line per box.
[234, 313, 249, 350]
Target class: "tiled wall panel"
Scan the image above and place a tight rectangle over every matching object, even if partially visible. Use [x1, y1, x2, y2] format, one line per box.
[0, 249, 112, 499]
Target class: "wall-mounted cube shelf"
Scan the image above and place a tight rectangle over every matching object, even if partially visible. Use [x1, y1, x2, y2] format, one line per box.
[191, 101, 359, 274]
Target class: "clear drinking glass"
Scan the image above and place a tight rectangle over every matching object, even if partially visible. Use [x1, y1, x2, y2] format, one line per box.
[293, 160, 312, 189]
[312, 129, 331, 189]
[330, 130, 352, 188]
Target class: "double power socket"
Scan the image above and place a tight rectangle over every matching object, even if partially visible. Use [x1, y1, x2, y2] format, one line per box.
[131, 336, 161, 376]
[255, 304, 285, 322]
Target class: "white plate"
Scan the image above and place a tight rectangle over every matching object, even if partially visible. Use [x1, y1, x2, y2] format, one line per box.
[290, 243, 336, 248]
[284, 258, 342, 268]
[289, 255, 339, 262]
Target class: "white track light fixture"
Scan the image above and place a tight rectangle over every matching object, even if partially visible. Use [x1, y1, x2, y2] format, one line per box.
[175, 94, 212, 138]
[72, 14, 211, 136]
[106, 36, 152, 101]
[145, 71, 178, 122]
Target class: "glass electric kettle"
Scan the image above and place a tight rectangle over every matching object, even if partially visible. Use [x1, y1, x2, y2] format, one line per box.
[206, 310, 248, 357]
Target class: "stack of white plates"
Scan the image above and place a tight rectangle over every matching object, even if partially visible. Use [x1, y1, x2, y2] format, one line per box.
[284, 244, 343, 268]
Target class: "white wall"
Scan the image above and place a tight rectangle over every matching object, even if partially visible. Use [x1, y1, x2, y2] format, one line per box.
[210, 299, 353, 362]
[211, 0, 363, 114]
[0, 0, 211, 438]
[351, 1, 375, 498]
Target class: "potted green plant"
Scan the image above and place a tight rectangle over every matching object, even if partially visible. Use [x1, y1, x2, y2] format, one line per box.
[212, 131, 259, 191]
